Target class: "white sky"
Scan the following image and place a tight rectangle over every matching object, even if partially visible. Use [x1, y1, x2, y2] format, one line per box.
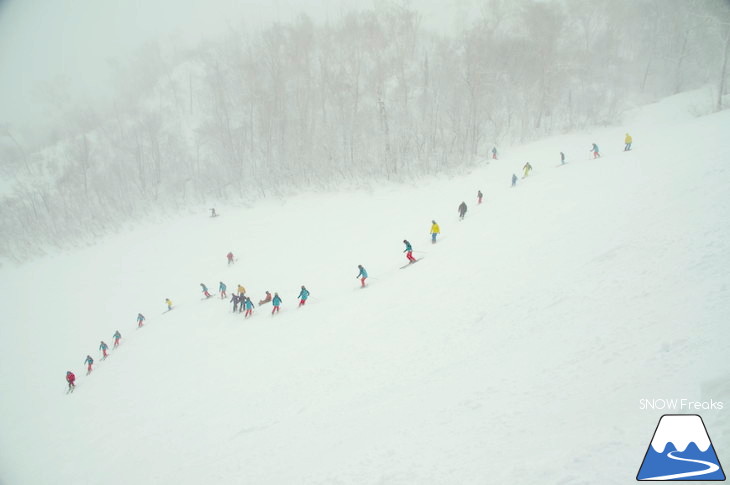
[0, 0, 470, 134]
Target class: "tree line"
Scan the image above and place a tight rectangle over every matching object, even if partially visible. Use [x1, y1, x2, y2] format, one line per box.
[1, 0, 728, 261]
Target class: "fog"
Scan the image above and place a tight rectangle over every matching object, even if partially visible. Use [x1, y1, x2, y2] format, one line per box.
[0, 0, 464, 134]
[0, 0, 728, 262]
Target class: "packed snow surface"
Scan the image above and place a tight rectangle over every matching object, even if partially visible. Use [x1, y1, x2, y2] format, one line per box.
[0, 91, 728, 484]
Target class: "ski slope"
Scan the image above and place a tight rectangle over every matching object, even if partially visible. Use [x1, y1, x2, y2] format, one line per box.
[0, 90, 728, 484]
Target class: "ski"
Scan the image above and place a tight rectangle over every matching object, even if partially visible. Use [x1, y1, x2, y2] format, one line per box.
[400, 258, 424, 269]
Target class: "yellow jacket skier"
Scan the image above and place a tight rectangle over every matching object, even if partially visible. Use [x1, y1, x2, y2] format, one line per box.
[624, 133, 633, 151]
[430, 220, 440, 244]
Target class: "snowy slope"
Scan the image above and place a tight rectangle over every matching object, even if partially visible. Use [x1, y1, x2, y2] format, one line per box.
[0, 90, 728, 484]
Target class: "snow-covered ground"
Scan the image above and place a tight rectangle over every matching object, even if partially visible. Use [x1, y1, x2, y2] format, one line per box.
[0, 90, 728, 484]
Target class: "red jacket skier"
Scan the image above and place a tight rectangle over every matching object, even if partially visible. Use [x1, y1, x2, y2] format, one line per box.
[66, 371, 76, 391]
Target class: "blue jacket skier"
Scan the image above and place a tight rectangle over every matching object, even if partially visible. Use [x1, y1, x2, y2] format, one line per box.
[219, 281, 227, 299]
[591, 143, 600, 159]
[84, 355, 94, 374]
[356, 265, 368, 287]
[272, 292, 282, 315]
[298, 286, 310, 307]
[403, 240, 416, 263]
[512, 174, 518, 187]
[99, 341, 109, 359]
[113, 330, 122, 348]
[137, 313, 145, 327]
[243, 297, 255, 317]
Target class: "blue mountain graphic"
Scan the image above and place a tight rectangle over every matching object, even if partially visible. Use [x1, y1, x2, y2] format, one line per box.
[637, 441, 726, 480]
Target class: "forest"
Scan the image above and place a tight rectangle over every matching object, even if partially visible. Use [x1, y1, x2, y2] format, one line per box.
[1, 0, 728, 260]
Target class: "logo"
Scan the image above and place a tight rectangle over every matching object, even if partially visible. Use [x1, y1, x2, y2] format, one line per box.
[637, 414, 725, 481]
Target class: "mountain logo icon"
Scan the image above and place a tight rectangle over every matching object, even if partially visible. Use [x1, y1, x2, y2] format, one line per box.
[637, 414, 725, 481]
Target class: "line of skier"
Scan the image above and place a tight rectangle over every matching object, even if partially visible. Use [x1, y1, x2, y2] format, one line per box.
[507, 133, 633, 186]
[67, 133, 634, 392]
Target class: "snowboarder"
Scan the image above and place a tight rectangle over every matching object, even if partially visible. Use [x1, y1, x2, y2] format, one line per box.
[624, 133, 632, 151]
[200, 283, 212, 298]
[477, 190, 483, 204]
[511, 173, 518, 187]
[227, 252, 234, 265]
[113, 330, 122, 348]
[230, 293, 240, 312]
[522, 162, 533, 178]
[458, 201, 467, 220]
[219, 281, 227, 299]
[66, 371, 76, 392]
[259, 291, 272, 305]
[272, 292, 282, 315]
[165, 299, 173, 311]
[591, 143, 600, 159]
[237, 284, 246, 296]
[210, 208, 217, 217]
[356, 265, 368, 288]
[243, 296, 255, 318]
[137, 313, 145, 327]
[430, 220, 440, 244]
[84, 355, 94, 375]
[99, 341, 109, 360]
[560, 152, 565, 165]
[403, 240, 417, 264]
[491, 147, 498, 160]
[298, 286, 310, 307]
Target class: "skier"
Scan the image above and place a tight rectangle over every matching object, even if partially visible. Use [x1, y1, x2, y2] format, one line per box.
[403, 239, 417, 264]
[227, 252, 234, 265]
[272, 292, 282, 315]
[165, 299, 173, 311]
[458, 201, 467, 220]
[560, 152, 565, 165]
[237, 284, 246, 296]
[511, 173, 518, 187]
[477, 190, 483, 204]
[66, 371, 76, 392]
[210, 208, 217, 217]
[624, 133, 632, 151]
[522, 162, 533, 178]
[137, 313, 145, 327]
[99, 341, 109, 360]
[430, 220, 440, 244]
[113, 330, 122, 348]
[84, 355, 94, 375]
[297, 285, 310, 307]
[259, 291, 272, 305]
[243, 297, 255, 318]
[591, 143, 600, 159]
[200, 283, 212, 298]
[230, 293, 240, 313]
[491, 146, 498, 160]
[355, 264, 368, 288]
[219, 281, 227, 299]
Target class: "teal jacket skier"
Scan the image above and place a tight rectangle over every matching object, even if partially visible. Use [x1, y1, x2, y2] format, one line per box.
[403, 240, 416, 263]
[356, 265, 368, 287]
[272, 293, 282, 315]
[297, 286, 310, 307]
[99, 341, 109, 359]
